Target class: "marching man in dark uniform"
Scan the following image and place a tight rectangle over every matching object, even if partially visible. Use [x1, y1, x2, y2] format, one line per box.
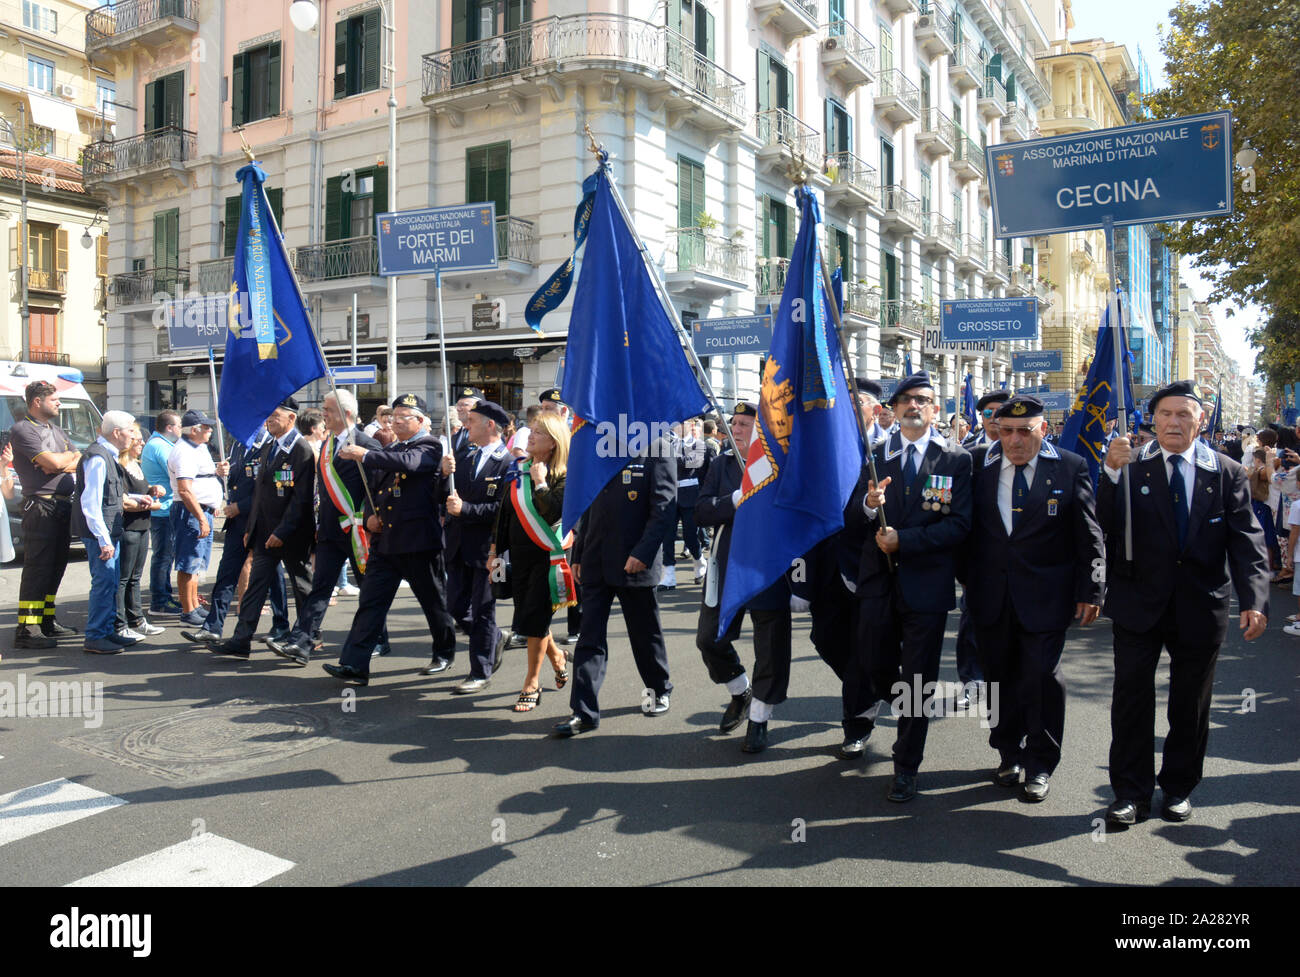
[449, 385, 484, 462]
[659, 420, 715, 589]
[843, 371, 972, 802]
[438, 400, 515, 692]
[266, 390, 382, 665]
[212, 398, 316, 658]
[963, 390, 1009, 450]
[554, 442, 677, 736]
[324, 394, 456, 685]
[1100, 380, 1269, 825]
[965, 395, 1105, 800]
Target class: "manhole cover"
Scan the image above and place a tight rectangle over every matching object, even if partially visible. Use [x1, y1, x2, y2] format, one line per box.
[59, 698, 374, 783]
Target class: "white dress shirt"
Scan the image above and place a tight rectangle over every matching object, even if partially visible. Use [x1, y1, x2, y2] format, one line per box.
[79, 436, 118, 551]
[1104, 443, 1196, 518]
[998, 454, 1038, 535]
[864, 428, 934, 518]
[473, 437, 503, 477]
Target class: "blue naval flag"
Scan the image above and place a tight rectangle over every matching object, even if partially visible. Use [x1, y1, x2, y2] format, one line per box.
[1209, 377, 1224, 435]
[219, 162, 327, 446]
[1059, 292, 1137, 488]
[718, 186, 863, 637]
[559, 161, 710, 531]
[903, 352, 914, 378]
[962, 373, 978, 429]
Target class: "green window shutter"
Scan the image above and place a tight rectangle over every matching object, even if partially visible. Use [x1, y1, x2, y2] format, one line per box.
[267, 43, 281, 116]
[372, 164, 389, 216]
[783, 202, 795, 257]
[154, 209, 179, 269]
[266, 187, 284, 229]
[667, 0, 681, 34]
[334, 17, 348, 99]
[325, 174, 347, 241]
[698, 6, 715, 60]
[224, 195, 240, 257]
[835, 228, 850, 278]
[676, 156, 703, 227]
[485, 144, 508, 216]
[467, 146, 484, 204]
[163, 71, 183, 128]
[756, 196, 767, 257]
[144, 78, 158, 131]
[1005, 73, 1018, 103]
[988, 53, 1002, 83]
[361, 8, 381, 92]
[231, 52, 246, 126]
[452, 0, 470, 45]
[506, 0, 530, 33]
[756, 51, 770, 114]
[777, 61, 791, 111]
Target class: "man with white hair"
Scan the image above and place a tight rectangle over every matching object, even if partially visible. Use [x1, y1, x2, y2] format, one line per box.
[73, 411, 142, 654]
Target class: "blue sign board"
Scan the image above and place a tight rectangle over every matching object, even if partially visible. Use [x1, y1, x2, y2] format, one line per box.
[691, 314, 773, 358]
[376, 203, 498, 276]
[878, 378, 900, 399]
[330, 365, 378, 385]
[554, 352, 565, 388]
[1039, 391, 1075, 411]
[1016, 384, 1051, 394]
[164, 293, 229, 350]
[1012, 350, 1062, 373]
[945, 398, 957, 416]
[941, 297, 1038, 344]
[987, 111, 1233, 238]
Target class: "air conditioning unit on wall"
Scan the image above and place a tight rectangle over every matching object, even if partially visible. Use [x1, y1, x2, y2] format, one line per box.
[58, 83, 77, 99]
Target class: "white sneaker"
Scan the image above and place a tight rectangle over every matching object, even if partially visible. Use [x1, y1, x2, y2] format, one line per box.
[118, 628, 144, 641]
[136, 621, 166, 636]
[331, 587, 339, 597]
[1283, 622, 1300, 637]
[658, 565, 678, 590]
[399, 580, 411, 589]
[339, 583, 360, 596]
[693, 557, 707, 580]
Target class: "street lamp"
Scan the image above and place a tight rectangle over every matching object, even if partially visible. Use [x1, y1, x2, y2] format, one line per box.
[291, 0, 399, 400]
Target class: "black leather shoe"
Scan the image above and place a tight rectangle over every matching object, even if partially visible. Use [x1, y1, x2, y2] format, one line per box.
[552, 715, 598, 738]
[420, 655, 453, 676]
[323, 663, 369, 686]
[887, 774, 917, 803]
[741, 719, 769, 753]
[1022, 773, 1050, 802]
[1162, 794, 1193, 822]
[838, 733, 871, 760]
[181, 628, 221, 645]
[719, 688, 752, 733]
[14, 629, 56, 650]
[212, 640, 251, 659]
[370, 643, 392, 658]
[261, 629, 291, 648]
[42, 620, 78, 637]
[1105, 799, 1151, 826]
[268, 638, 310, 666]
[995, 761, 1023, 787]
[644, 693, 670, 716]
[83, 639, 123, 655]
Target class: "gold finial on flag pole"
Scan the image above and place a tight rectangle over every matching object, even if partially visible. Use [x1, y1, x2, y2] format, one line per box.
[237, 129, 256, 163]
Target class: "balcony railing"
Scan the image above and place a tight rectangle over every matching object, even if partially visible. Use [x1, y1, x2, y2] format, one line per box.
[915, 2, 955, 58]
[948, 42, 982, 91]
[921, 211, 958, 252]
[495, 216, 538, 265]
[293, 236, 379, 283]
[755, 108, 821, 162]
[917, 107, 956, 153]
[952, 134, 986, 180]
[23, 268, 67, 294]
[978, 73, 1008, 117]
[112, 266, 188, 307]
[196, 257, 233, 294]
[881, 300, 926, 335]
[667, 228, 748, 283]
[86, 0, 199, 49]
[1002, 101, 1031, 140]
[421, 15, 745, 123]
[28, 350, 70, 366]
[986, 251, 1010, 280]
[756, 257, 790, 297]
[821, 19, 877, 85]
[882, 184, 922, 229]
[962, 234, 987, 269]
[875, 68, 921, 119]
[824, 150, 879, 203]
[82, 126, 197, 182]
[844, 282, 881, 322]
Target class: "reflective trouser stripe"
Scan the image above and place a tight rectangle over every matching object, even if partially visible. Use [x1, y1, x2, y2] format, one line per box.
[43, 594, 57, 619]
[18, 601, 44, 625]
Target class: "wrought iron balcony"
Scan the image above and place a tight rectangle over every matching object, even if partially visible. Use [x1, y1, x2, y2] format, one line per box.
[956, 235, 987, 272]
[915, 3, 955, 60]
[1007, 266, 1033, 295]
[920, 212, 958, 255]
[916, 107, 956, 157]
[985, 251, 1010, 284]
[19, 268, 66, 295]
[664, 228, 749, 298]
[421, 15, 745, 130]
[85, 0, 199, 57]
[880, 0, 920, 16]
[755, 109, 821, 170]
[948, 42, 982, 93]
[880, 300, 925, 339]
[752, 0, 819, 42]
[756, 257, 791, 298]
[823, 151, 879, 209]
[952, 133, 986, 182]
[292, 237, 380, 288]
[111, 266, 189, 310]
[844, 282, 881, 324]
[28, 350, 70, 366]
[1001, 102, 1032, 141]
[82, 126, 197, 186]
[880, 185, 922, 235]
[978, 73, 1007, 119]
[196, 257, 233, 295]
[440, 216, 540, 282]
[820, 20, 876, 90]
[874, 68, 921, 124]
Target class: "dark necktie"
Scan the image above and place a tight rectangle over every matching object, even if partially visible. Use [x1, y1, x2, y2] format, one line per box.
[903, 444, 919, 488]
[1012, 463, 1029, 530]
[468, 446, 481, 476]
[1169, 454, 1189, 548]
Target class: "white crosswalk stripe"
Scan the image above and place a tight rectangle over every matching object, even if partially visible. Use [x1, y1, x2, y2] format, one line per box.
[67, 834, 295, 887]
[0, 778, 126, 848]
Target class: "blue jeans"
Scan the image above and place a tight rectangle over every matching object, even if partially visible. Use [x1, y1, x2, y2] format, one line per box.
[84, 537, 122, 641]
[149, 516, 175, 609]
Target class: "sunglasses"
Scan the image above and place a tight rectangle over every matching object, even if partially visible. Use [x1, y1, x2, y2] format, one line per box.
[981, 409, 996, 418]
[895, 394, 933, 406]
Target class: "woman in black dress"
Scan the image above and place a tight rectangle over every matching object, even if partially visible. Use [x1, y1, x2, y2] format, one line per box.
[116, 422, 165, 638]
[490, 412, 574, 712]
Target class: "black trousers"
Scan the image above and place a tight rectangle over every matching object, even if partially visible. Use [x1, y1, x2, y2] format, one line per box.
[955, 595, 984, 686]
[976, 599, 1067, 777]
[231, 542, 313, 644]
[17, 496, 71, 632]
[1109, 605, 1220, 802]
[750, 607, 792, 706]
[662, 498, 702, 563]
[339, 549, 456, 674]
[115, 528, 150, 631]
[447, 558, 498, 679]
[845, 586, 948, 775]
[290, 534, 386, 651]
[696, 598, 746, 685]
[200, 516, 289, 636]
[808, 572, 855, 682]
[569, 580, 671, 724]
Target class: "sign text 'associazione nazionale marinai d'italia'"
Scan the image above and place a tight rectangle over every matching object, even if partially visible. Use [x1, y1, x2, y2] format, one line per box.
[940, 297, 1038, 344]
[376, 203, 499, 276]
[986, 111, 1233, 238]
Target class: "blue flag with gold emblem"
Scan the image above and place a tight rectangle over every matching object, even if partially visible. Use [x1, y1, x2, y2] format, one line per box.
[1059, 292, 1136, 488]
[219, 162, 327, 447]
[962, 373, 977, 429]
[718, 186, 863, 637]
[558, 160, 710, 531]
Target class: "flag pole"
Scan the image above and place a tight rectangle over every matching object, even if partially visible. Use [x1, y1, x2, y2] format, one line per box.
[434, 267, 453, 443]
[582, 124, 743, 464]
[206, 343, 227, 499]
[1102, 215, 1133, 563]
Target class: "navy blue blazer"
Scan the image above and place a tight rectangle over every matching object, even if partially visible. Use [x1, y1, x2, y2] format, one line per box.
[363, 434, 444, 556]
[572, 447, 676, 588]
[440, 440, 514, 568]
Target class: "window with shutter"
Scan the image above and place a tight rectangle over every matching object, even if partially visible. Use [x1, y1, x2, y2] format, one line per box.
[145, 71, 185, 131]
[325, 174, 348, 241]
[96, 233, 108, 277]
[676, 156, 705, 228]
[336, 10, 384, 98]
[225, 188, 284, 256]
[466, 143, 510, 218]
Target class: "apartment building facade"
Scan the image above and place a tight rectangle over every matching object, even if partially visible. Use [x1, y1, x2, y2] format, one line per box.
[95, 0, 1066, 421]
[2, 0, 111, 404]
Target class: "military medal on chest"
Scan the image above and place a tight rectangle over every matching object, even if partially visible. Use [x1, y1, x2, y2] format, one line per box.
[941, 475, 952, 514]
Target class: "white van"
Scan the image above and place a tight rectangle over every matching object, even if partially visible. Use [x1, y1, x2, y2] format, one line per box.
[1, 360, 105, 551]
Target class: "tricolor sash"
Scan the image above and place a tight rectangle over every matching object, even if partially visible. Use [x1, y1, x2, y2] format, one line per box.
[320, 434, 369, 573]
[509, 461, 577, 611]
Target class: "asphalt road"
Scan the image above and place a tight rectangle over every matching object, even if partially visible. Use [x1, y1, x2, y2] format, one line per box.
[0, 543, 1296, 887]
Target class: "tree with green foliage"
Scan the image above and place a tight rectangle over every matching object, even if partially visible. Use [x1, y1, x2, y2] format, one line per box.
[1148, 0, 1300, 319]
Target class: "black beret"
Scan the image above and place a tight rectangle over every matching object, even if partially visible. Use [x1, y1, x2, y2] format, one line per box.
[854, 378, 884, 400]
[455, 386, 484, 402]
[278, 397, 299, 413]
[1139, 422, 1156, 435]
[392, 393, 428, 414]
[888, 371, 935, 406]
[539, 388, 564, 405]
[733, 401, 758, 418]
[471, 400, 510, 428]
[976, 390, 1011, 412]
[1148, 380, 1202, 413]
[994, 394, 1045, 420]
